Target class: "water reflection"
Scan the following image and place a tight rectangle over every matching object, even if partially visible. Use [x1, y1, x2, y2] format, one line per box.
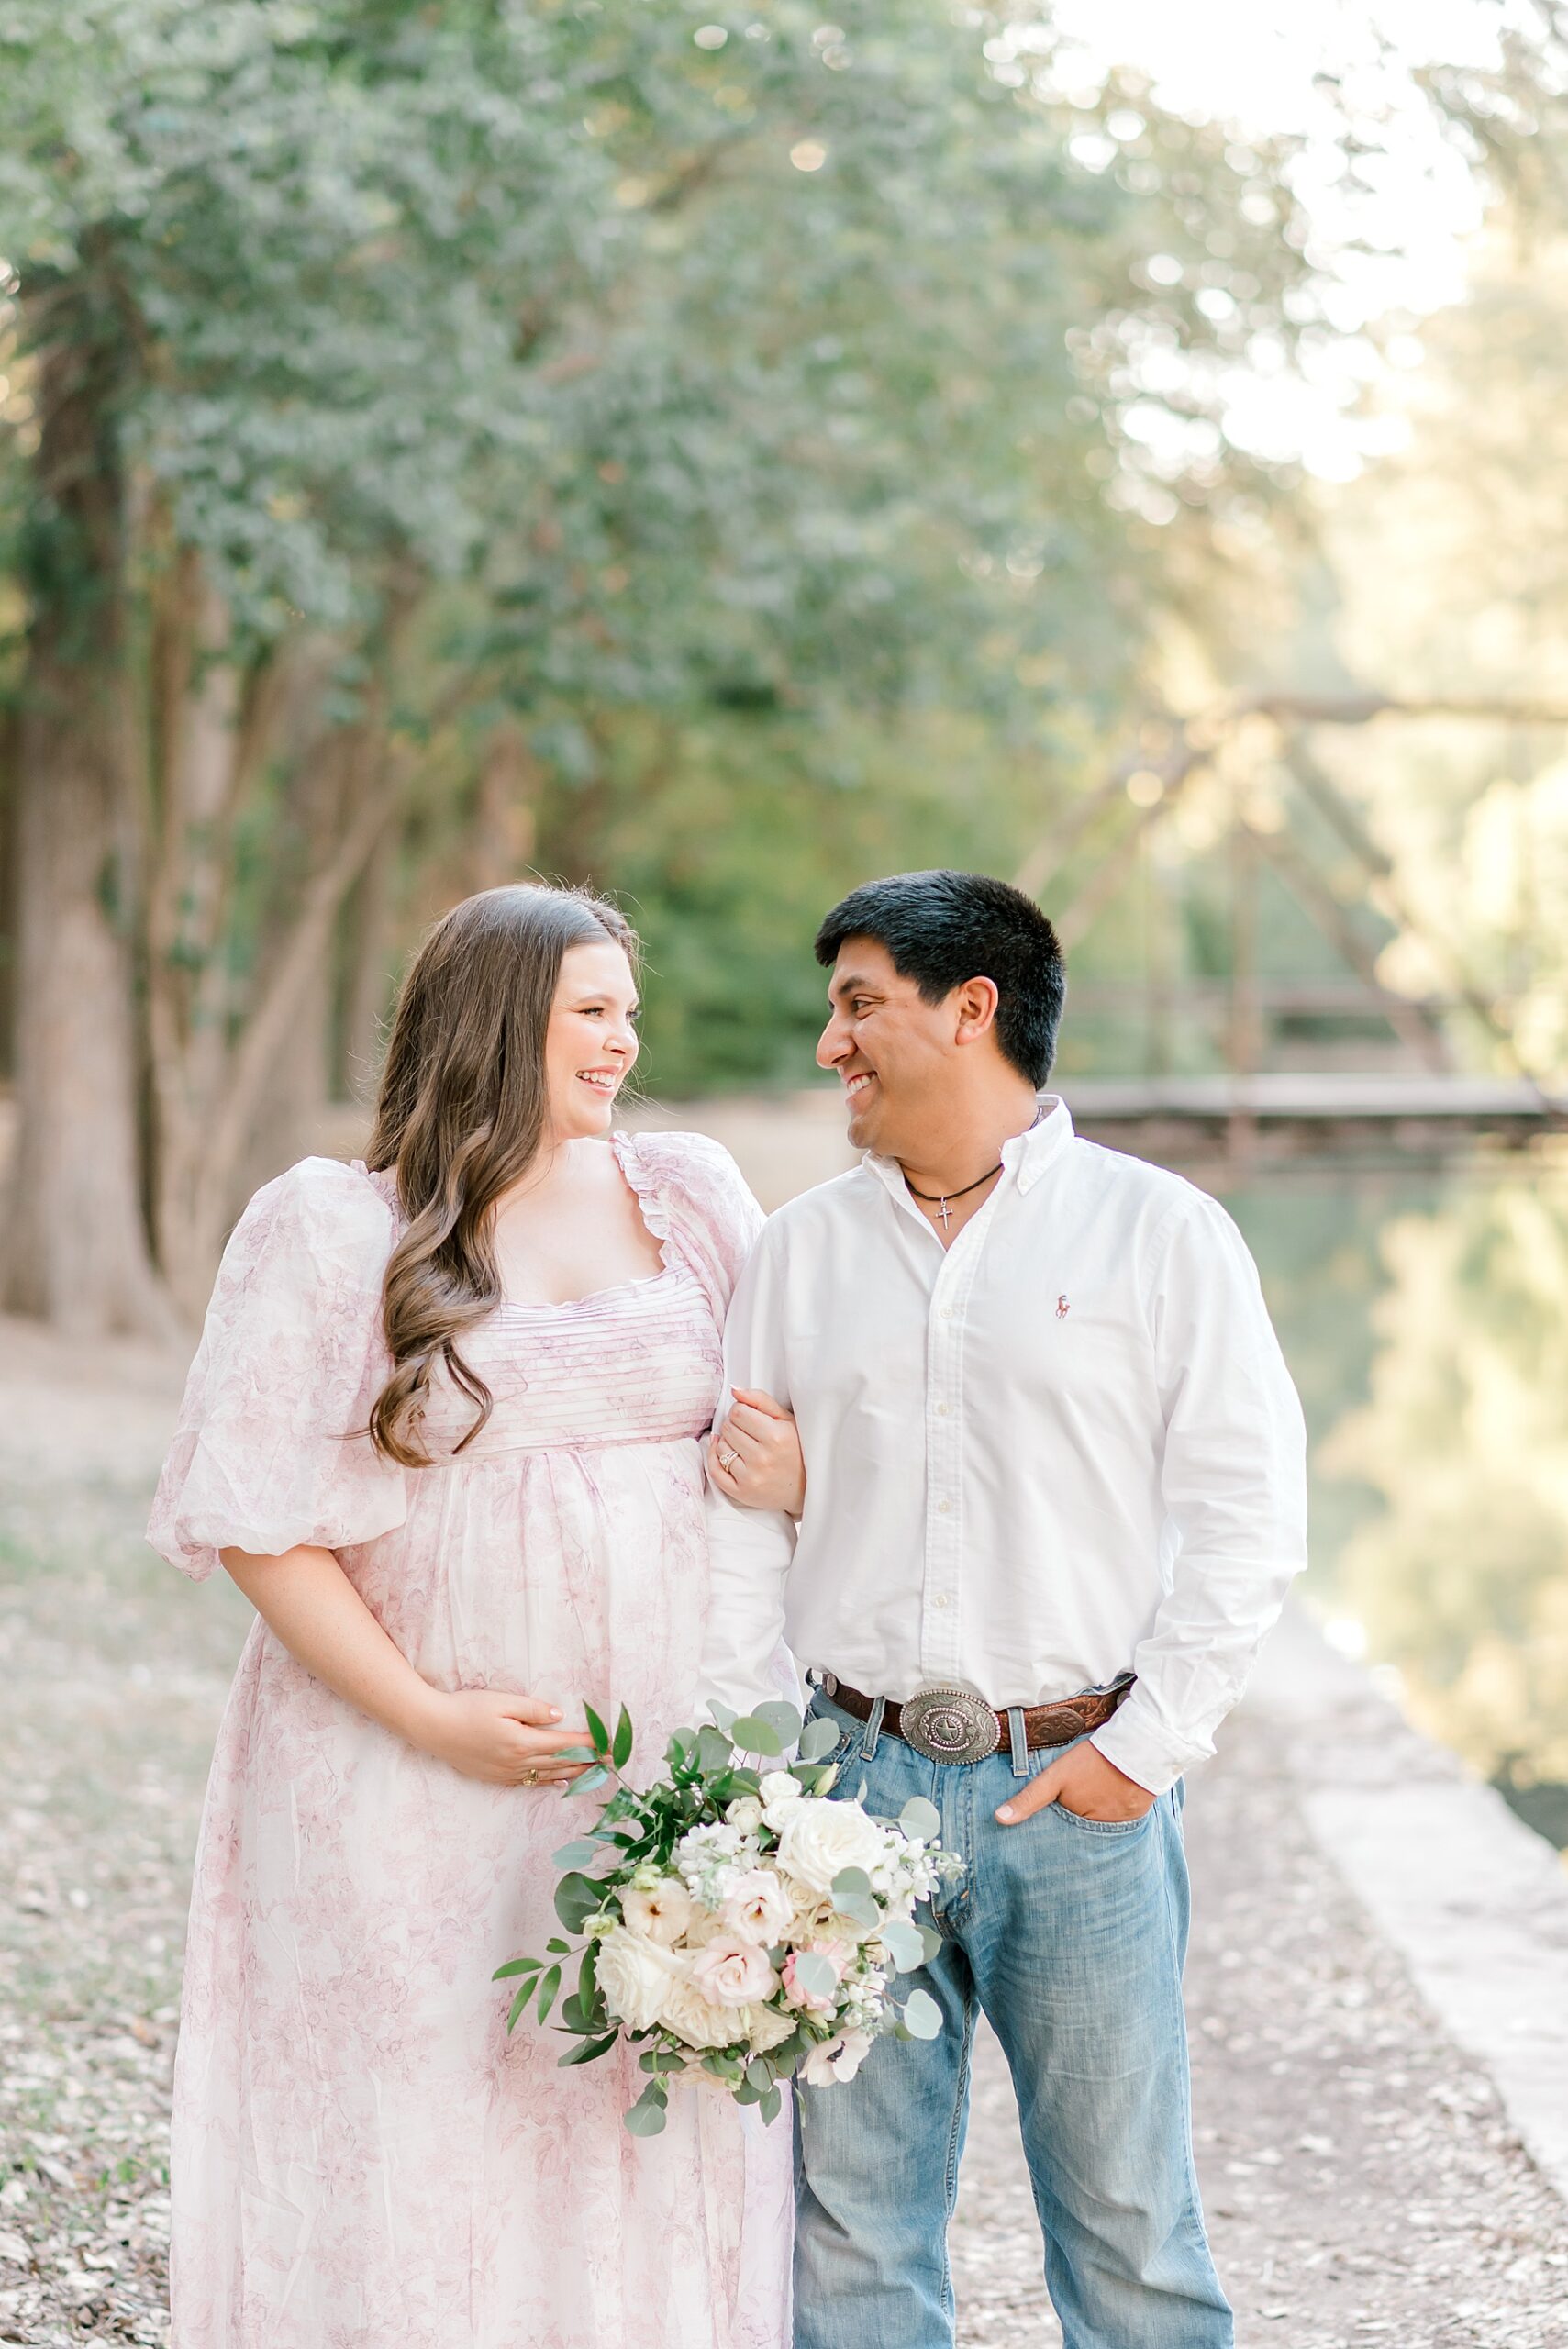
[1229, 1163, 1568, 1851]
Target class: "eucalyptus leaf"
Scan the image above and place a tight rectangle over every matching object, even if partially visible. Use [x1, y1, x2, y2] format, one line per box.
[755, 1698, 803, 1746]
[623, 2096, 668, 2137]
[695, 1726, 735, 1773]
[831, 1867, 873, 1902]
[760, 2085, 783, 2126]
[792, 1950, 840, 2001]
[917, 1920, 944, 1965]
[729, 1715, 784, 1757]
[902, 1987, 942, 2040]
[745, 2058, 773, 2094]
[900, 1797, 942, 1843]
[554, 1872, 607, 1933]
[881, 1920, 926, 1974]
[550, 1839, 603, 1871]
[798, 1716, 840, 1762]
[707, 1702, 738, 1737]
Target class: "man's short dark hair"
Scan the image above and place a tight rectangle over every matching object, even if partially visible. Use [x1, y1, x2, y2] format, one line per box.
[815, 870, 1065, 1087]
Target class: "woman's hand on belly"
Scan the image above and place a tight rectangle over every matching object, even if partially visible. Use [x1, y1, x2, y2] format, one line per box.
[407, 1687, 595, 1787]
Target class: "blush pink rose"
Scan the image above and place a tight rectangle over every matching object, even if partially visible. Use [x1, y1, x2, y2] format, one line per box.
[688, 1932, 780, 2008]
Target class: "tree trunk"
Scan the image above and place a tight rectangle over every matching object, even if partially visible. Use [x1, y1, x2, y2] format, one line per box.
[4, 296, 177, 1338]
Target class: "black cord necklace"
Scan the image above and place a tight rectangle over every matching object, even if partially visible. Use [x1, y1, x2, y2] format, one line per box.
[904, 1162, 1003, 1231]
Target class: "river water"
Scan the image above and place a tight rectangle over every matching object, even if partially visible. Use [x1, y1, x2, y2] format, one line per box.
[1228, 1156, 1568, 1850]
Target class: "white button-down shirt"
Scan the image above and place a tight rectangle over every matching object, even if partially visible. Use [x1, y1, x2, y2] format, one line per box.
[701, 1097, 1307, 1795]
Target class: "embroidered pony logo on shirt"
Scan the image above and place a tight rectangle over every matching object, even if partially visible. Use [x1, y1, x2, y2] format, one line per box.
[1056, 1295, 1070, 1319]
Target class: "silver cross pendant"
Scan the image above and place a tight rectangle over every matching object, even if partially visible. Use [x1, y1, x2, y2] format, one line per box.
[936, 1197, 952, 1230]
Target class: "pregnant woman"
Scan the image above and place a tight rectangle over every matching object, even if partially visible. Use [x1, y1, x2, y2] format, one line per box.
[149, 883, 801, 2349]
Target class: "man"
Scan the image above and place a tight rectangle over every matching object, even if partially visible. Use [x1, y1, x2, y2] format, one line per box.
[702, 869, 1307, 2349]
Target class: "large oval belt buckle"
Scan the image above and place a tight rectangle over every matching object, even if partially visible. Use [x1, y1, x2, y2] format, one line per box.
[900, 1686, 1001, 1765]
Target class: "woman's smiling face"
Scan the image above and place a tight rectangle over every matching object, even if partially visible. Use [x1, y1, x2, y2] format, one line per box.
[544, 939, 640, 1141]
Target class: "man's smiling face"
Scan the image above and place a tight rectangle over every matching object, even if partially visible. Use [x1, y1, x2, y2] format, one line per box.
[815, 936, 959, 1155]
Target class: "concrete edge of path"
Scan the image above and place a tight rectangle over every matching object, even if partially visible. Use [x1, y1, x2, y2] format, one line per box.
[1241, 1604, 1568, 2209]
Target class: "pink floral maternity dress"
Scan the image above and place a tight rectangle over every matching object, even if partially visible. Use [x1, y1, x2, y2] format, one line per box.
[148, 1131, 793, 2349]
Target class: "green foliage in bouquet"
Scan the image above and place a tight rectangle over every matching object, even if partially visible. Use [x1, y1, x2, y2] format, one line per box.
[493, 1698, 953, 2136]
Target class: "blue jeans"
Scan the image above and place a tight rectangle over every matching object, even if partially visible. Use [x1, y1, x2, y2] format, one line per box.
[794, 1688, 1230, 2349]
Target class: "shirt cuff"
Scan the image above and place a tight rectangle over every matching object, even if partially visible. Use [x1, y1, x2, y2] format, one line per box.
[1089, 1700, 1204, 1799]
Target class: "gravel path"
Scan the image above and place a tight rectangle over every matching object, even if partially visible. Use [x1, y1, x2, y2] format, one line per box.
[951, 1714, 1568, 2347]
[0, 1321, 1563, 2347]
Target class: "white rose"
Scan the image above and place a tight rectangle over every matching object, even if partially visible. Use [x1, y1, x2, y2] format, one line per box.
[596, 1927, 686, 2032]
[776, 1798, 888, 1897]
[742, 2001, 797, 2054]
[660, 1976, 749, 2051]
[721, 1869, 794, 1945]
[726, 1796, 764, 1834]
[621, 1878, 694, 1947]
[690, 1933, 780, 2009]
[759, 1770, 806, 1829]
[800, 2028, 874, 2088]
[682, 1906, 729, 1950]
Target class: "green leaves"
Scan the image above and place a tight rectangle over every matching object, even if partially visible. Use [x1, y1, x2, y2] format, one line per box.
[494, 1954, 549, 2033]
[624, 2082, 669, 2137]
[558, 2031, 619, 2068]
[612, 1705, 634, 1771]
[790, 1950, 840, 2002]
[798, 1715, 840, 1762]
[879, 1920, 927, 1976]
[695, 1724, 736, 1774]
[901, 1988, 942, 2041]
[728, 1714, 783, 1757]
[899, 1797, 941, 1844]
[553, 1872, 609, 1934]
[755, 1699, 803, 1746]
[550, 1838, 604, 1871]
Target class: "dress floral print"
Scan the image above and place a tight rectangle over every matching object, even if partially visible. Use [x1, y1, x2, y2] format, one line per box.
[148, 1131, 793, 2349]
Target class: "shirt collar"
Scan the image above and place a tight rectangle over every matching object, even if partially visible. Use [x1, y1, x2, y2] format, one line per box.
[862, 1093, 1074, 1201]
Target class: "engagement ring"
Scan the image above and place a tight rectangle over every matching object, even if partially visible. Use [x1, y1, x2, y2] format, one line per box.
[717, 1444, 742, 1474]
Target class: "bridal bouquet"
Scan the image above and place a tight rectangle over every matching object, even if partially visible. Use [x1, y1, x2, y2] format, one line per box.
[494, 1698, 961, 2135]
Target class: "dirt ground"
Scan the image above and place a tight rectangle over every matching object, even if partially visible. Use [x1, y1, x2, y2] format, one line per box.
[0, 1320, 1564, 2348]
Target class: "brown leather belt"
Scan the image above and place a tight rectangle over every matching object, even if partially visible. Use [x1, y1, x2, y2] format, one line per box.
[817, 1671, 1134, 1765]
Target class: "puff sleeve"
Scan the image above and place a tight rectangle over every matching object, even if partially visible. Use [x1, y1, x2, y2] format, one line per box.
[619, 1130, 764, 1324]
[148, 1157, 408, 1581]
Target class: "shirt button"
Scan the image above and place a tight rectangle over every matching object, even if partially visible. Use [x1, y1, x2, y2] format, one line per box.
[940, 1307, 955, 1320]
[935, 1401, 951, 1417]
[936, 1498, 951, 1514]
[933, 1594, 950, 1609]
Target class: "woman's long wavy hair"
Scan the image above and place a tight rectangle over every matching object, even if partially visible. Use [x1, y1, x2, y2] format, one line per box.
[365, 883, 639, 1467]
